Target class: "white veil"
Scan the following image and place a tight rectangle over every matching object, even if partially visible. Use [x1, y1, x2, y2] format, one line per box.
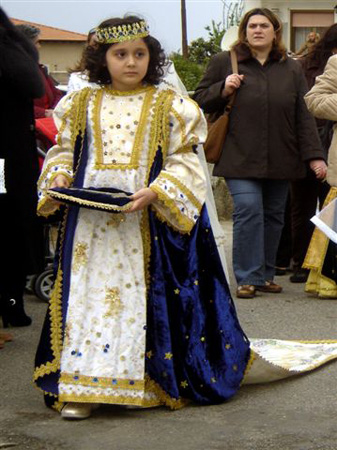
[160, 61, 230, 281]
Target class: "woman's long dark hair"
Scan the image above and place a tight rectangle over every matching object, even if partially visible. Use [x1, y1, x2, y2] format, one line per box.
[83, 15, 166, 85]
[306, 23, 337, 70]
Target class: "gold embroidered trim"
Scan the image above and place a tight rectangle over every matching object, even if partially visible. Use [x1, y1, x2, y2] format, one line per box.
[140, 209, 152, 290]
[171, 98, 203, 146]
[33, 212, 69, 382]
[33, 384, 64, 412]
[37, 172, 74, 217]
[250, 340, 337, 373]
[60, 373, 145, 390]
[33, 269, 63, 381]
[93, 86, 155, 170]
[145, 375, 188, 410]
[58, 393, 162, 408]
[175, 144, 195, 154]
[69, 87, 92, 150]
[172, 107, 187, 145]
[37, 197, 59, 218]
[141, 89, 175, 290]
[150, 185, 195, 234]
[187, 98, 203, 136]
[46, 190, 133, 212]
[160, 172, 202, 211]
[38, 161, 73, 191]
[105, 85, 154, 96]
[241, 348, 256, 385]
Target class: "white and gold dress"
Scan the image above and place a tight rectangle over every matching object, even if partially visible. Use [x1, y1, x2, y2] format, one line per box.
[34, 84, 337, 412]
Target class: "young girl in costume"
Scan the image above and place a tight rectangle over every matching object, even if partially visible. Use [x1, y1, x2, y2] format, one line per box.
[34, 15, 337, 420]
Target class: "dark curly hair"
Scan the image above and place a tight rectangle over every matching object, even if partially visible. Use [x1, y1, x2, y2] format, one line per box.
[83, 15, 166, 85]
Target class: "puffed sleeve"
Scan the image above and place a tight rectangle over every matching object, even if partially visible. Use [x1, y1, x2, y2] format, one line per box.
[149, 94, 207, 233]
[304, 55, 337, 121]
[37, 91, 81, 216]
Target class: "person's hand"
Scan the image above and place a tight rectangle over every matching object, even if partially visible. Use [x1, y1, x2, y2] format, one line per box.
[50, 174, 70, 189]
[222, 74, 244, 97]
[309, 160, 327, 180]
[127, 188, 158, 213]
[45, 109, 53, 118]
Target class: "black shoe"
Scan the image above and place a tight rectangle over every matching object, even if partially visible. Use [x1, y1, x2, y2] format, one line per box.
[1, 298, 32, 327]
[275, 267, 287, 276]
[289, 268, 309, 283]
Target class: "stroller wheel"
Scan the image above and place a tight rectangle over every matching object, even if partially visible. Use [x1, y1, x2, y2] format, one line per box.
[35, 269, 55, 303]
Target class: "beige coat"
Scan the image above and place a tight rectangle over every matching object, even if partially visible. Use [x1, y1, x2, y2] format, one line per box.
[304, 55, 337, 186]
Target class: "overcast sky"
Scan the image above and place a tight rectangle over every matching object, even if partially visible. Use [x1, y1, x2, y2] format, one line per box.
[2, 0, 228, 54]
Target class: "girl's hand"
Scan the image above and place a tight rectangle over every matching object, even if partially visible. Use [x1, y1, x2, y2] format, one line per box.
[127, 188, 158, 213]
[309, 160, 327, 180]
[222, 74, 244, 97]
[50, 174, 70, 189]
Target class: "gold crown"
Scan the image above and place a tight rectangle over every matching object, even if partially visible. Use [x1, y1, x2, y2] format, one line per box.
[96, 20, 149, 44]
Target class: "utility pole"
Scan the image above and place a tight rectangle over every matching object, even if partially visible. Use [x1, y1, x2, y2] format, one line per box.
[181, 0, 188, 58]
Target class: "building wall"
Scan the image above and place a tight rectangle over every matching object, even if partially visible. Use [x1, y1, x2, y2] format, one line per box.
[39, 41, 85, 84]
[243, 0, 336, 51]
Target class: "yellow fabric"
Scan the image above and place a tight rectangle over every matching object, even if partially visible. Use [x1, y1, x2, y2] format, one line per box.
[303, 187, 337, 298]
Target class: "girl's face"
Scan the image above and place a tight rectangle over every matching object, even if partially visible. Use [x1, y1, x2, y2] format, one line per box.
[105, 38, 150, 91]
[246, 14, 276, 52]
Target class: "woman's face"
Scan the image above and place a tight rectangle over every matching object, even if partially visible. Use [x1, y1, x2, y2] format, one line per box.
[246, 14, 276, 52]
[105, 38, 150, 91]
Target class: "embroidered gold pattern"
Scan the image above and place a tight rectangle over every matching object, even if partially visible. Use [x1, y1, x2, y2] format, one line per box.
[104, 287, 124, 318]
[93, 86, 155, 170]
[58, 393, 161, 408]
[172, 107, 187, 145]
[60, 373, 144, 390]
[160, 172, 202, 211]
[150, 185, 195, 233]
[72, 242, 88, 273]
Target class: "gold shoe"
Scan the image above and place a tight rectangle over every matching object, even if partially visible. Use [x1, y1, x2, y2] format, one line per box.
[61, 402, 98, 420]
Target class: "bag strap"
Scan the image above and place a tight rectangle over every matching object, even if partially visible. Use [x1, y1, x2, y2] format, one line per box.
[226, 50, 238, 110]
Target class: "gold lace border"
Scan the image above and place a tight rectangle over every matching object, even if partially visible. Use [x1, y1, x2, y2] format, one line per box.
[60, 373, 145, 390]
[160, 171, 203, 211]
[150, 184, 195, 233]
[46, 190, 132, 212]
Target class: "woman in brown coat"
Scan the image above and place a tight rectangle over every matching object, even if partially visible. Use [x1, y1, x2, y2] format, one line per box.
[194, 8, 326, 298]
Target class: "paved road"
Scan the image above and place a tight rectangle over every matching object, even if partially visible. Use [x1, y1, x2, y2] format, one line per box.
[0, 221, 336, 450]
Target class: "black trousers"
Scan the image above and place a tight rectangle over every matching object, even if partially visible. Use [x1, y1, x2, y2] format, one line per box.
[276, 175, 330, 269]
[0, 193, 43, 302]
